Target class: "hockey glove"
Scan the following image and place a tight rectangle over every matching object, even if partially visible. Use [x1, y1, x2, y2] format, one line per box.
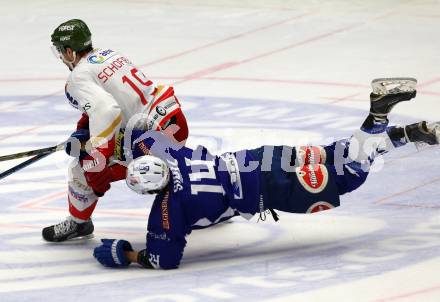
[93, 239, 133, 268]
[65, 129, 90, 159]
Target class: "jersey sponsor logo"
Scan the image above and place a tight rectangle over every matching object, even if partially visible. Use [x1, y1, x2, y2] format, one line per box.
[82, 102, 91, 112]
[114, 130, 125, 161]
[58, 25, 75, 31]
[167, 158, 183, 192]
[306, 201, 335, 213]
[82, 157, 103, 172]
[147, 98, 179, 130]
[72, 177, 91, 192]
[138, 141, 151, 155]
[297, 146, 327, 165]
[156, 106, 166, 116]
[161, 191, 170, 230]
[147, 231, 171, 242]
[87, 49, 116, 64]
[65, 86, 79, 109]
[296, 164, 329, 194]
[220, 153, 243, 199]
[68, 186, 89, 204]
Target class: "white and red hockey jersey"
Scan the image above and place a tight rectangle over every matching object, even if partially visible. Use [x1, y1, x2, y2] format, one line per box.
[64, 48, 183, 154]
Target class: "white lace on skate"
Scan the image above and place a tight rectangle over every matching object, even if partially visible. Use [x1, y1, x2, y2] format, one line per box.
[53, 217, 77, 237]
[371, 77, 417, 95]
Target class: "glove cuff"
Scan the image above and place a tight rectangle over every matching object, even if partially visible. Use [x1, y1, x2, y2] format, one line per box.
[113, 240, 133, 267]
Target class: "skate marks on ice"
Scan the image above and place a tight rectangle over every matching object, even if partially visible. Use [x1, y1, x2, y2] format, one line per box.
[0, 211, 385, 293]
[1, 212, 439, 301]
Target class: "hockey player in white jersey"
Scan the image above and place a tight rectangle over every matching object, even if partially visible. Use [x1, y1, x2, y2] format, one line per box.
[43, 19, 189, 242]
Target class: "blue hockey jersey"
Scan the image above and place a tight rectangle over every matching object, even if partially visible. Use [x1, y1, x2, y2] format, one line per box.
[130, 131, 261, 269]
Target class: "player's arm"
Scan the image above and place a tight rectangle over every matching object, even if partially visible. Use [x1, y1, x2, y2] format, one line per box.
[125, 250, 140, 264]
[93, 190, 188, 269]
[147, 85, 189, 144]
[93, 235, 186, 269]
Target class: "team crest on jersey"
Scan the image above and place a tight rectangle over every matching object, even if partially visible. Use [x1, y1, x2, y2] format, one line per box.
[88, 49, 116, 64]
[306, 201, 335, 213]
[296, 164, 328, 194]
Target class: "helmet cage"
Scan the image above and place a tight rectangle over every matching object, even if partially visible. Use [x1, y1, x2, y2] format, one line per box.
[51, 44, 65, 59]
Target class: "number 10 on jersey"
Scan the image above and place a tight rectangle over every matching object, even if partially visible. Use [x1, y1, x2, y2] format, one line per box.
[122, 68, 153, 105]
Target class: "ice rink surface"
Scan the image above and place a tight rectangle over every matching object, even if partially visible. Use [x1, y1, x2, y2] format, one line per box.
[1, 0, 440, 301]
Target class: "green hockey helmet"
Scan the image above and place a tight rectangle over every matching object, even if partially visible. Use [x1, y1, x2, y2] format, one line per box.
[51, 19, 92, 54]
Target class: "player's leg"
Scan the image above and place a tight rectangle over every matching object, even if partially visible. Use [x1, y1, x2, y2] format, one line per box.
[324, 77, 411, 194]
[327, 78, 439, 195]
[42, 161, 97, 242]
[297, 77, 417, 163]
[387, 121, 440, 147]
[256, 78, 427, 215]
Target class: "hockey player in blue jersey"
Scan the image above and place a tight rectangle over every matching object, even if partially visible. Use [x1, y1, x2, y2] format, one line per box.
[93, 78, 440, 270]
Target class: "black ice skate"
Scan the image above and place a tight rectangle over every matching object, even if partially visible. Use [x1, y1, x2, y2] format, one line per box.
[370, 77, 417, 118]
[405, 121, 440, 145]
[362, 77, 417, 131]
[42, 217, 94, 242]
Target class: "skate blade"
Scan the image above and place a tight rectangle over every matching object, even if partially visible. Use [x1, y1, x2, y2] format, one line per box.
[414, 141, 430, 151]
[371, 77, 417, 95]
[44, 234, 95, 244]
[68, 233, 94, 241]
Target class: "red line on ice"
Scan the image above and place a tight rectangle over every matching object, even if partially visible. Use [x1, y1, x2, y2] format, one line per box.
[375, 176, 440, 204]
[17, 190, 67, 209]
[200, 76, 370, 88]
[140, 12, 314, 68]
[373, 284, 440, 302]
[16, 190, 149, 218]
[417, 77, 440, 88]
[174, 22, 366, 84]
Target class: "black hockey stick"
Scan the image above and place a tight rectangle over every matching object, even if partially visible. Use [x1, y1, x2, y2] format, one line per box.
[0, 152, 52, 180]
[0, 143, 65, 162]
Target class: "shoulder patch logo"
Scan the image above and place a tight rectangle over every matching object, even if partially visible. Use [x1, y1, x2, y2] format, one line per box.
[296, 164, 329, 194]
[87, 49, 116, 64]
[156, 106, 166, 116]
